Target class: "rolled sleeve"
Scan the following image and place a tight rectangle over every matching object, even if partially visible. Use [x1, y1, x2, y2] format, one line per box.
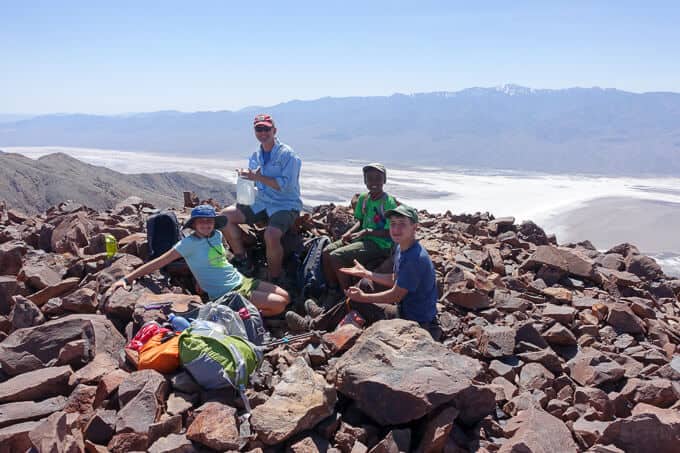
[248, 152, 259, 170]
[274, 154, 301, 192]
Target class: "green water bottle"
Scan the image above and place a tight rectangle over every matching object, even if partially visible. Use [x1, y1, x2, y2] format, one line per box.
[104, 233, 118, 258]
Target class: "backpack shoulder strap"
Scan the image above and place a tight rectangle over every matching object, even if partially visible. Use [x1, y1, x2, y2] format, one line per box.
[360, 193, 368, 217]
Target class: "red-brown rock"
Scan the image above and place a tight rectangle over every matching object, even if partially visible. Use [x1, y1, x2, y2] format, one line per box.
[478, 325, 516, 358]
[107, 432, 149, 453]
[323, 324, 363, 355]
[9, 295, 45, 329]
[626, 255, 664, 280]
[500, 408, 578, 452]
[328, 320, 483, 426]
[0, 275, 24, 315]
[18, 261, 62, 291]
[618, 378, 678, 408]
[369, 429, 411, 453]
[0, 314, 125, 377]
[415, 405, 459, 453]
[568, 348, 625, 387]
[0, 420, 40, 453]
[599, 403, 680, 453]
[28, 410, 85, 453]
[518, 363, 555, 391]
[0, 396, 68, 429]
[0, 365, 73, 404]
[521, 245, 594, 279]
[186, 402, 239, 451]
[147, 433, 195, 453]
[84, 409, 117, 445]
[252, 357, 336, 445]
[50, 211, 98, 254]
[542, 303, 576, 324]
[28, 277, 80, 306]
[93, 369, 127, 408]
[606, 303, 646, 334]
[444, 288, 491, 310]
[0, 241, 27, 275]
[542, 323, 577, 346]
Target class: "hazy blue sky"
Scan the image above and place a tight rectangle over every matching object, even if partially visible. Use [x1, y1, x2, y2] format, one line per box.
[2, 1, 679, 114]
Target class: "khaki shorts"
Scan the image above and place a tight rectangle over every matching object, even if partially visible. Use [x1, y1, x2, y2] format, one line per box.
[237, 204, 298, 234]
[233, 276, 260, 299]
[325, 239, 392, 267]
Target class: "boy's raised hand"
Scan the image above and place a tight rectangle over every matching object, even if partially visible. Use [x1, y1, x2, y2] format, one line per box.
[339, 259, 369, 279]
[344, 285, 365, 301]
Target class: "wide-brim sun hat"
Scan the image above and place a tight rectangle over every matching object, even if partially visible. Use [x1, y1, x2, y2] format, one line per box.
[184, 204, 227, 230]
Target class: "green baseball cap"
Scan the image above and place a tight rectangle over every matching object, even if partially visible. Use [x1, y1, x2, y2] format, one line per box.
[362, 163, 386, 180]
[385, 204, 419, 223]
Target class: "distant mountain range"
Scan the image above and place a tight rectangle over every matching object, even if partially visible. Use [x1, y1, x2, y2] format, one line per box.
[0, 152, 235, 213]
[2, 85, 680, 175]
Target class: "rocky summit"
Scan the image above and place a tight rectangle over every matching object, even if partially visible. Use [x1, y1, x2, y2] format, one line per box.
[0, 196, 678, 452]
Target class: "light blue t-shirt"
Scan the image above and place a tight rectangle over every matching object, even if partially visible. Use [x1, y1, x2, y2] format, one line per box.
[173, 230, 242, 300]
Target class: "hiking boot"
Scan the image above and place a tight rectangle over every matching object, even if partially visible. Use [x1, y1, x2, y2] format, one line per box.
[304, 299, 324, 317]
[285, 311, 311, 333]
[231, 255, 254, 276]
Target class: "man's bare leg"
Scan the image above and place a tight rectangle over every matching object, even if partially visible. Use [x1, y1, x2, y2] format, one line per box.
[221, 205, 246, 256]
[264, 226, 284, 279]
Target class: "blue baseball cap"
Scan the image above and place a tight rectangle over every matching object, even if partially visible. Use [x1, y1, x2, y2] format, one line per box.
[184, 204, 227, 230]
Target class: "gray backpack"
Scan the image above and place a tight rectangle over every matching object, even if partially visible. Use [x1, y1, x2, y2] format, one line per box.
[212, 291, 266, 346]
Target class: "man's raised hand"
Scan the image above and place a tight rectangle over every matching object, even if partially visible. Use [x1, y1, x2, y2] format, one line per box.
[237, 168, 261, 181]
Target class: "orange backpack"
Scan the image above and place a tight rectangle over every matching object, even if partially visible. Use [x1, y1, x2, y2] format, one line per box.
[138, 332, 180, 374]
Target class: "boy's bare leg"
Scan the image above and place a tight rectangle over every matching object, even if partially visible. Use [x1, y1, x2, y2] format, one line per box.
[250, 280, 289, 316]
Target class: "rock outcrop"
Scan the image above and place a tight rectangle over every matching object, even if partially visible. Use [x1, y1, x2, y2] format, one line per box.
[0, 197, 677, 452]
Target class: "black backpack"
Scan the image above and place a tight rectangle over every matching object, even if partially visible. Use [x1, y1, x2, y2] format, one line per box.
[146, 211, 181, 260]
[297, 235, 331, 300]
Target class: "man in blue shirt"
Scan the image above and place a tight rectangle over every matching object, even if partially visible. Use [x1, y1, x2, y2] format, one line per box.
[221, 114, 302, 284]
[286, 204, 441, 339]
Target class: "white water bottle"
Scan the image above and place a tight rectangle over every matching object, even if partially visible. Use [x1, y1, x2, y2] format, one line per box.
[236, 176, 256, 205]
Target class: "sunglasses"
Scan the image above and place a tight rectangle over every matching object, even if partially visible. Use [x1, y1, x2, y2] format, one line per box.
[255, 126, 272, 132]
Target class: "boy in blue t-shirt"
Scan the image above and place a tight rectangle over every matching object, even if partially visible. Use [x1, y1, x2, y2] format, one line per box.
[286, 204, 440, 339]
[109, 205, 289, 317]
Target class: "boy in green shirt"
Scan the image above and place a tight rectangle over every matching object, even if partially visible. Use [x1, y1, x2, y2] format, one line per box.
[322, 163, 398, 295]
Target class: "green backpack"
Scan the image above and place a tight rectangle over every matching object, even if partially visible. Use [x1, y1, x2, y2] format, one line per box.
[178, 329, 263, 411]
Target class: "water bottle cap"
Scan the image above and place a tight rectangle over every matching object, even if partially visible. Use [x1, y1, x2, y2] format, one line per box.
[168, 314, 175, 320]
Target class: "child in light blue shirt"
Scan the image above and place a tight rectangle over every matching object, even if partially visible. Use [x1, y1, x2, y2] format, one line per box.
[110, 205, 289, 317]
